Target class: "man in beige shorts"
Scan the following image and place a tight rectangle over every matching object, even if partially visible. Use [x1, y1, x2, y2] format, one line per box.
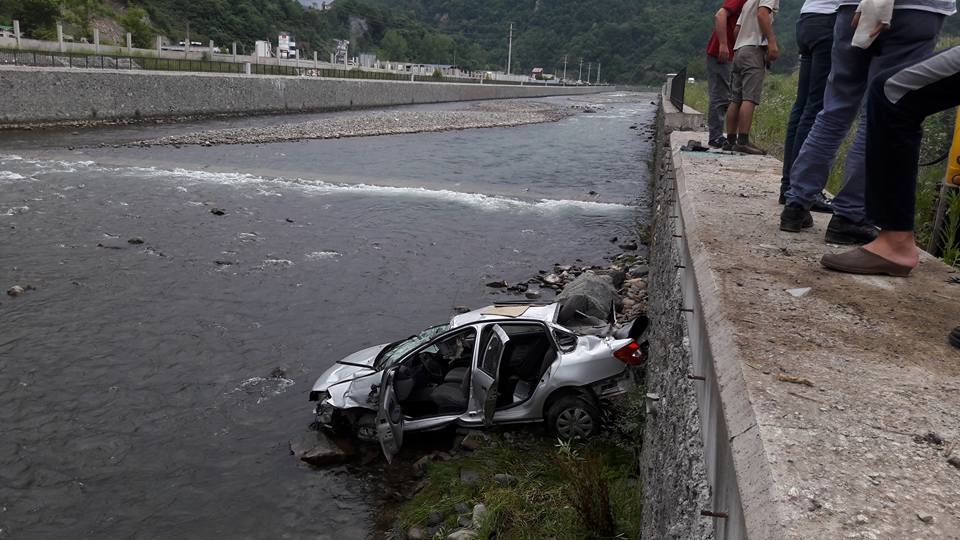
[723, 0, 780, 154]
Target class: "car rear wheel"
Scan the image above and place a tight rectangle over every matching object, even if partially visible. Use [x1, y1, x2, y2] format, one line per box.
[547, 395, 600, 440]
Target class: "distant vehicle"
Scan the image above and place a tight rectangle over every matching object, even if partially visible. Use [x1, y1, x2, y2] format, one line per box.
[178, 40, 203, 47]
[309, 302, 648, 462]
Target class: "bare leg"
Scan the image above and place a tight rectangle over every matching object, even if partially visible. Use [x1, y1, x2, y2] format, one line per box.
[862, 231, 920, 269]
[737, 100, 757, 137]
[725, 101, 741, 138]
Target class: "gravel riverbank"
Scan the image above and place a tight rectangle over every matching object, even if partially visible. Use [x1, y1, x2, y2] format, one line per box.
[124, 100, 589, 147]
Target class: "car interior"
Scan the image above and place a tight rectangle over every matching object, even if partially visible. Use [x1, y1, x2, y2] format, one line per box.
[392, 323, 559, 419]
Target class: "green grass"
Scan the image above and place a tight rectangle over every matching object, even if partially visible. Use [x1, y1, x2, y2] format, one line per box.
[396, 436, 642, 539]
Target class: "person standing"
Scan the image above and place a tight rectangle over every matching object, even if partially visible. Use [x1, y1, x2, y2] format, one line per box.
[779, 0, 955, 244]
[778, 0, 838, 210]
[723, 0, 780, 155]
[817, 46, 960, 345]
[705, 0, 749, 148]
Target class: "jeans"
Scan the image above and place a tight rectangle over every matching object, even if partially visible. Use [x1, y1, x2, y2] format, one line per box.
[785, 6, 944, 221]
[780, 12, 835, 196]
[706, 54, 732, 141]
[866, 47, 960, 231]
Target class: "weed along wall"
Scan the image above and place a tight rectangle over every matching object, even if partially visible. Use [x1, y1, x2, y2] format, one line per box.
[0, 66, 600, 126]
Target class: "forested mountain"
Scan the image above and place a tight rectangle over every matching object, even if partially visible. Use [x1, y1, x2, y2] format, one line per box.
[2, 0, 958, 83]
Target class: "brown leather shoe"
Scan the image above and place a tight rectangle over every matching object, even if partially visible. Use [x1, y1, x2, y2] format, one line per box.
[820, 247, 912, 277]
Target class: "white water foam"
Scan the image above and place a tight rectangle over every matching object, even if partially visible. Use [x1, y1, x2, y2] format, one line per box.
[3, 157, 633, 214]
[305, 251, 342, 261]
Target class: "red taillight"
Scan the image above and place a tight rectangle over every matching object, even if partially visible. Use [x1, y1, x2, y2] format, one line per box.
[614, 340, 645, 365]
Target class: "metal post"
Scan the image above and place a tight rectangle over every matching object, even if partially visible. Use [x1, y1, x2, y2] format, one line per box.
[244, 62, 251, 75]
[13, 20, 20, 48]
[506, 22, 513, 75]
[126, 32, 132, 52]
[57, 23, 65, 52]
[313, 51, 318, 70]
[232, 42, 237, 63]
[156, 35, 162, 57]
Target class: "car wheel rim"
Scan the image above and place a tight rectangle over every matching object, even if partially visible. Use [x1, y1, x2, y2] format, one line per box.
[556, 407, 594, 438]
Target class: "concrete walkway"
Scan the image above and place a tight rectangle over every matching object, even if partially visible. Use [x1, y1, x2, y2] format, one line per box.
[671, 131, 960, 539]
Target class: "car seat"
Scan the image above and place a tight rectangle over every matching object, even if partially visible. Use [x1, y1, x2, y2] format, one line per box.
[430, 366, 470, 413]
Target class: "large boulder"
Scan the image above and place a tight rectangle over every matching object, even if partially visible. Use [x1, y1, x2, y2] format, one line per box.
[557, 273, 621, 322]
[289, 431, 353, 467]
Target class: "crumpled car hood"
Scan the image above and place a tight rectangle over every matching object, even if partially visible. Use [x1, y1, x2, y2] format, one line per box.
[312, 343, 387, 392]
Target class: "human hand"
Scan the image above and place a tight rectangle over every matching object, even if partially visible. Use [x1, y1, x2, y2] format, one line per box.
[718, 44, 732, 63]
[766, 42, 779, 63]
[852, 11, 889, 37]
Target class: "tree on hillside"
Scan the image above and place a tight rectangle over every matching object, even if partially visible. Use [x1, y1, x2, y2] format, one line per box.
[379, 29, 409, 60]
[6, 0, 59, 38]
[119, 6, 155, 48]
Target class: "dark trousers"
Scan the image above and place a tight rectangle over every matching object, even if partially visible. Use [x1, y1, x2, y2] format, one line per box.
[780, 12, 836, 196]
[866, 46, 960, 231]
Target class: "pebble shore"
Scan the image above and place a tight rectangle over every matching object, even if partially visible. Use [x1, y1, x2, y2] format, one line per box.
[127, 100, 588, 147]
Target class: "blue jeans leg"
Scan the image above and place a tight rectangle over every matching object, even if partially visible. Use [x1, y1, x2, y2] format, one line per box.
[706, 55, 732, 141]
[831, 10, 945, 221]
[781, 13, 835, 196]
[786, 7, 871, 209]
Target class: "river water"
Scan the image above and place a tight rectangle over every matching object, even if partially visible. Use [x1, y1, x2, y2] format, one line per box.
[0, 92, 656, 539]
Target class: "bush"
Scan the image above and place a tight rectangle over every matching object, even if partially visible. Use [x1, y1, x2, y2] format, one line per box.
[557, 450, 615, 538]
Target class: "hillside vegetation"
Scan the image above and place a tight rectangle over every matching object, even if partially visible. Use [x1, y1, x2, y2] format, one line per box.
[2, 0, 958, 83]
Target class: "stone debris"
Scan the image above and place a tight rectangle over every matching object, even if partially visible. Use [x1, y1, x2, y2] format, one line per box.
[785, 287, 811, 298]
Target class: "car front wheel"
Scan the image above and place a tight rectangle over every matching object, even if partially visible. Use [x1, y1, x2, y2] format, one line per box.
[546, 395, 601, 440]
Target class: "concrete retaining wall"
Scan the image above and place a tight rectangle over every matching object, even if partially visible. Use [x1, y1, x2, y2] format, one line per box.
[0, 66, 600, 126]
[641, 108, 715, 540]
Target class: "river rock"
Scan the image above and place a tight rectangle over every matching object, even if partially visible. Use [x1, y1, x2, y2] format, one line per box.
[459, 468, 480, 485]
[494, 473, 518, 486]
[557, 273, 621, 321]
[127, 237, 144, 245]
[454, 502, 471, 515]
[289, 431, 351, 467]
[457, 515, 473, 528]
[407, 527, 428, 540]
[472, 503, 488, 528]
[210, 208, 226, 216]
[446, 529, 477, 540]
[6, 285, 25, 297]
[426, 511, 444, 527]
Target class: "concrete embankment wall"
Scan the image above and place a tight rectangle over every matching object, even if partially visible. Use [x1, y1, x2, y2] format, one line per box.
[0, 66, 601, 126]
[644, 90, 960, 540]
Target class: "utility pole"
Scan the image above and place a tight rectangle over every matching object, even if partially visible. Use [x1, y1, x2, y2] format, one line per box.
[578, 57, 583, 82]
[562, 55, 567, 83]
[596, 62, 601, 84]
[507, 23, 513, 75]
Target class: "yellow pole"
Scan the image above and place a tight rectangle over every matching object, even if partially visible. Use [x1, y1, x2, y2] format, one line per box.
[928, 109, 960, 254]
[948, 108, 960, 186]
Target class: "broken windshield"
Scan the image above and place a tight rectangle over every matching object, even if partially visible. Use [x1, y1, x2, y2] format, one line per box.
[374, 324, 450, 370]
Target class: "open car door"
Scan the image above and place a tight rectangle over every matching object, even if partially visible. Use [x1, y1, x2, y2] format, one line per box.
[472, 324, 509, 426]
[376, 367, 404, 463]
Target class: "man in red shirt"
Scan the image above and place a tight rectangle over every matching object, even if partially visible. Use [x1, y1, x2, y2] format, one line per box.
[706, 0, 748, 148]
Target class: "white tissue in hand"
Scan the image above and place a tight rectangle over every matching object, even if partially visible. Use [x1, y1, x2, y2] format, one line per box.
[853, 0, 893, 49]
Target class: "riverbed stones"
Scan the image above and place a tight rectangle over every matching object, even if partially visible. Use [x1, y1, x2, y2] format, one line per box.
[426, 511, 444, 527]
[557, 273, 620, 320]
[6, 285, 25, 296]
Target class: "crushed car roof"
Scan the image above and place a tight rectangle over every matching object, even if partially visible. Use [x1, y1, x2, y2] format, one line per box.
[449, 302, 560, 328]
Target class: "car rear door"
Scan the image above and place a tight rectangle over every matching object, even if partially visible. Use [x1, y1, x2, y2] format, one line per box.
[471, 324, 509, 426]
[375, 367, 404, 463]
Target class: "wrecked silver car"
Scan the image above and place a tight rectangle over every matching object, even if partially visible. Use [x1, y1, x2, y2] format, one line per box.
[309, 302, 647, 462]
